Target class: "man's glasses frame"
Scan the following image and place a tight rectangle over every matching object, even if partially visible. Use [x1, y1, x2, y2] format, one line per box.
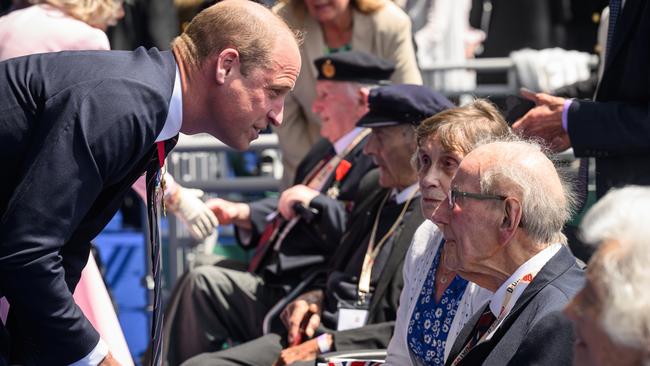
[448, 188, 507, 208]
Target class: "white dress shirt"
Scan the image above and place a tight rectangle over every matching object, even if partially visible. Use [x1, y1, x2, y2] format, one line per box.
[486, 243, 562, 337]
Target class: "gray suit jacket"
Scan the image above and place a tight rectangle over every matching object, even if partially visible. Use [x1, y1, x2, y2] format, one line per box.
[446, 246, 584, 366]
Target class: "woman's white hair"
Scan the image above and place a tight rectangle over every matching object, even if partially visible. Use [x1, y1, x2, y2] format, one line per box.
[580, 186, 650, 356]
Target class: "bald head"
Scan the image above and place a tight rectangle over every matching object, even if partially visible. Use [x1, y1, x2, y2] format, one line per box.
[467, 139, 574, 245]
[172, 0, 299, 74]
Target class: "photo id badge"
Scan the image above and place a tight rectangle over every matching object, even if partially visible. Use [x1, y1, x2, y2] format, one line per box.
[336, 301, 369, 331]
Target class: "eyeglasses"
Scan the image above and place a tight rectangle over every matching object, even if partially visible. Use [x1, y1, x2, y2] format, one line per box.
[448, 188, 507, 208]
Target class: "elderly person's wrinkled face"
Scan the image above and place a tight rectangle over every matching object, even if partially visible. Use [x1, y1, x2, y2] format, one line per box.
[304, 0, 351, 23]
[312, 80, 368, 143]
[431, 154, 503, 275]
[416, 134, 463, 218]
[363, 125, 417, 189]
[564, 241, 646, 366]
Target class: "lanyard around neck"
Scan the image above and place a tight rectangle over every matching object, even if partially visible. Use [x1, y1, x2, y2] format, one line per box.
[357, 187, 419, 304]
[450, 270, 539, 366]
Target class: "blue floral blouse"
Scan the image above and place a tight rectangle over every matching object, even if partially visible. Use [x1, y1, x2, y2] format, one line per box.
[407, 240, 468, 365]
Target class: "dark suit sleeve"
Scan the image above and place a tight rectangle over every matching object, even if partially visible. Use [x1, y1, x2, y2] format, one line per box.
[568, 99, 650, 156]
[237, 197, 280, 248]
[507, 311, 575, 366]
[331, 321, 396, 351]
[308, 194, 348, 252]
[0, 80, 161, 364]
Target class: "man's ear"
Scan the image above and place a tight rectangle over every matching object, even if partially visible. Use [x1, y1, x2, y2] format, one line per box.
[358, 87, 370, 106]
[215, 48, 240, 85]
[499, 197, 522, 243]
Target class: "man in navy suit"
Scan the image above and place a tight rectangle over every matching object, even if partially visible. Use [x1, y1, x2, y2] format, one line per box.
[0, 0, 301, 364]
[431, 139, 584, 366]
[513, 0, 650, 198]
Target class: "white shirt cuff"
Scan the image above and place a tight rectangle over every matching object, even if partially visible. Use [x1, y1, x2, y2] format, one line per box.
[69, 338, 109, 366]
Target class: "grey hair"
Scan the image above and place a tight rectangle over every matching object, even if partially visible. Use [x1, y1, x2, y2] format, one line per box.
[477, 137, 577, 246]
[580, 186, 650, 355]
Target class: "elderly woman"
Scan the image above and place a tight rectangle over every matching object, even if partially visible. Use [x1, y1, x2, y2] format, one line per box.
[273, 0, 422, 187]
[385, 100, 510, 365]
[564, 186, 650, 366]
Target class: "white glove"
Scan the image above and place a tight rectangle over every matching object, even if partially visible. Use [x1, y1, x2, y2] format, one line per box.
[169, 187, 219, 241]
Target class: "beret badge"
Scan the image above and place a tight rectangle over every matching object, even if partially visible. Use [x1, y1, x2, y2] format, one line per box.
[322, 59, 336, 79]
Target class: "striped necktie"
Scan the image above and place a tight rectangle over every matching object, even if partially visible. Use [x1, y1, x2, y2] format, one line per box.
[145, 136, 177, 365]
[606, 0, 622, 63]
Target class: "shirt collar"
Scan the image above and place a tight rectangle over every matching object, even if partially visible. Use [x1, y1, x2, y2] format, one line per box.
[333, 127, 364, 155]
[155, 64, 183, 142]
[489, 243, 562, 317]
[391, 183, 420, 204]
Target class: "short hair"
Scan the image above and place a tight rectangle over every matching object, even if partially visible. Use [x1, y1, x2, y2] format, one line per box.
[477, 138, 576, 245]
[416, 99, 511, 155]
[282, 0, 384, 15]
[32, 0, 123, 28]
[172, 0, 299, 75]
[580, 186, 650, 354]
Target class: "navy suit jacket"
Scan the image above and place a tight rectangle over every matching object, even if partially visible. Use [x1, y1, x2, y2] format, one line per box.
[446, 245, 584, 366]
[567, 0, 650, 197]
[0, 47, 176, 364]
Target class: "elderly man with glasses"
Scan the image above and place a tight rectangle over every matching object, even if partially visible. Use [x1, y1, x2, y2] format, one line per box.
[432, 138, 585, 366]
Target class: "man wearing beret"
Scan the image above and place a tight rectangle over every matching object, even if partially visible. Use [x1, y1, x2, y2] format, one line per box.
[182, 84, 454, 366]
[162, 51, 394, 365]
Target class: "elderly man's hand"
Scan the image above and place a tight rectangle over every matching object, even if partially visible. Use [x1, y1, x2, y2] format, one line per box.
[205, 197, 252, 230]
[512, 90, 571, 152]
[274, 336, 330, 366]
[281, 290, 324, 346]
[278, 185, 320, 220]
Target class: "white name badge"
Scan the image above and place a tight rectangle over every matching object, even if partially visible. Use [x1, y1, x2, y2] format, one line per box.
[336, 308, 369, 331]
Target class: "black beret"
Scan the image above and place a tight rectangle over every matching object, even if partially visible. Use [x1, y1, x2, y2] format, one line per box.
[314, 51, 395, 84]
[356, 84, 455, 127]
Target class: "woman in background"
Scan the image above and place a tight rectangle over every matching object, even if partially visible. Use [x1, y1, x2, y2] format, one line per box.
[273, 0, 422, 187]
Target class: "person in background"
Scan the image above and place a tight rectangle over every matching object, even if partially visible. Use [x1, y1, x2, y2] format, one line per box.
[273, 0, 422, 187]
[513, 0, 650, 199]
[386, 100, 509, 365]
[107, 0, 179, 51]
[564, 186, 650, 366]
[400, 0, 484, 93]
[432, 139, 582, 366]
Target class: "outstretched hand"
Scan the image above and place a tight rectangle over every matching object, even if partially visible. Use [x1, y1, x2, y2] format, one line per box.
[512, 90, 571, 152]
[205, 197, 252, 230]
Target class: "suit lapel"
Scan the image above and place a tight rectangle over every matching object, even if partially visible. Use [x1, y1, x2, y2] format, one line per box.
[446, 246, 576, 365]
[500, 246, 575, 322]
[368, 200, 423, 318]
[605, 0, 643, 70]
[446, 303, 488, 365]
